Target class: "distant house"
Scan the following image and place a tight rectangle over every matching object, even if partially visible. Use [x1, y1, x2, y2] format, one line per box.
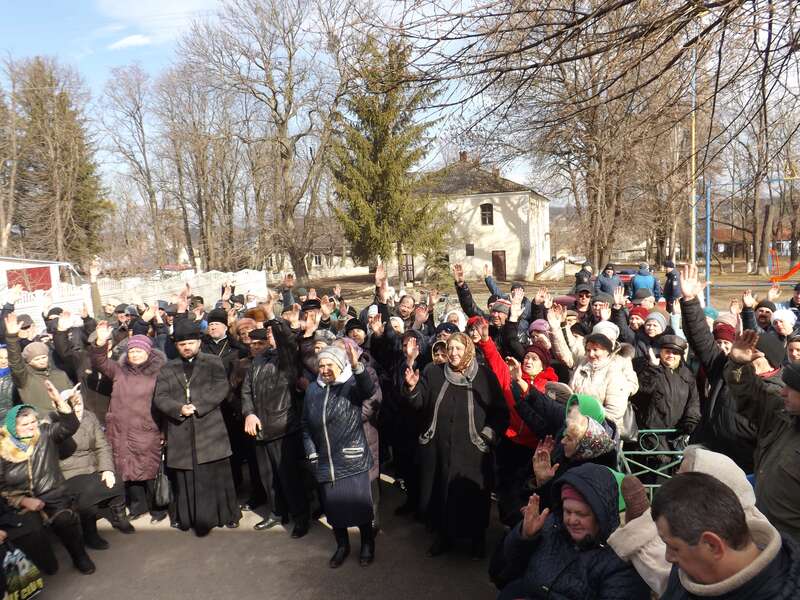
[414, 152, 551, 281]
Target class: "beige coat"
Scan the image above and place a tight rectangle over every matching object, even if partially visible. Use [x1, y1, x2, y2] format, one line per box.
[58, 410, 114, 480]
[608, 447, 770, 597]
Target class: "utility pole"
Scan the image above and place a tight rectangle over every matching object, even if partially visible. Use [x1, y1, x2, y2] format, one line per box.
[689, 43, 697, 265]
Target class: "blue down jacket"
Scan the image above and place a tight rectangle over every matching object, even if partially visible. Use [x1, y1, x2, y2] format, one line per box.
[302, 363, 374, 484]
[501, 463, 650, 599]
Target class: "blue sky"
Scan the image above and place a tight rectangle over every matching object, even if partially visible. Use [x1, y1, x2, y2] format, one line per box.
[1, 0, 218, 97]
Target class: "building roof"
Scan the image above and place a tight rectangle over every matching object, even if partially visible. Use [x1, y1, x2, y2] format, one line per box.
[418, 152, 534, 196]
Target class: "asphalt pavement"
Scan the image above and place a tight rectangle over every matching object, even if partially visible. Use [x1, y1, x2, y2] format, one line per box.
[43, 479, 503, 600]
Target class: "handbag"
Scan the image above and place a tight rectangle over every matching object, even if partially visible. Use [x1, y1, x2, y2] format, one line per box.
[153, 447, 172, 507]
[2, 542, 44, 600]
[620, 402, 639, 443]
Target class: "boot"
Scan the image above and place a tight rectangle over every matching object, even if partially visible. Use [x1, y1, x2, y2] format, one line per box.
[80, 512, 109, 550]
[51, 512, 96, 575]
[329, 528, 350, 568]
[358, 524, 375, 567]
[109, 500, 136, 534]
[291, 516, 310, 539]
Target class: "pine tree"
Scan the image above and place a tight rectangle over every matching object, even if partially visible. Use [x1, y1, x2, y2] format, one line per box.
[331, 40, 446, 284]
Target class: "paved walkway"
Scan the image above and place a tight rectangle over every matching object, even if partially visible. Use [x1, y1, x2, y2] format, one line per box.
[44, 482, 502, 600]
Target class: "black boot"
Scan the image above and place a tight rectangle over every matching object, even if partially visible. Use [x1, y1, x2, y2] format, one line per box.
[329, 528, 350, 568]
[426, 532, 452, 558]
[291, 516, 310, 539]
[358, 523, 375, 567]
[80, 512, 109, 550]
[51, 512, 96, 575]
[109, 500, 135, 534]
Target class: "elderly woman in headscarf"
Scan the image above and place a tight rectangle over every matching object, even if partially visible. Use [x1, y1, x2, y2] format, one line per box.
[0, 381, 96, 575]
[403, 332, 509, 559]
[90, 321, 166, 523]
[59, 389, 135, 550]
[302, 343, 378, 569]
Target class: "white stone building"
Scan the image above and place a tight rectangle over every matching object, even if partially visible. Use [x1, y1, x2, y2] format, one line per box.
[409, 153, 551, 281]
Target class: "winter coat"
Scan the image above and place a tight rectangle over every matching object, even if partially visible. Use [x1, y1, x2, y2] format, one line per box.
[404, 360, 509, 535]
[631, 359, 701, 434]
[0, 374, 14, 422]
[609, 447, 771, 597]
[478, 336, 555, 448]
[58, 410, 114, 480]
[573, 268, 593, 289]
[359, 359, 382, 481]
[90, 344, 165, 481]
[302, 363, 375, 483]
[153, 353, 232, 470]
[725, 360, 800, 542]
[502, 463, 650, 599]
[455, 282, 515, 357]
[0, 410, 79, 507]
[201, 334, 247, 377]
[569, 344, 638, 436]
[662, 520, 800, 600]
[662, 270, 681, 302]
[681, 297, 757, 471]
[6, 333, 74, 415]
[595, 273, 622, 295]
[630, 268, 662, 299]
[240, 318, 300, 442]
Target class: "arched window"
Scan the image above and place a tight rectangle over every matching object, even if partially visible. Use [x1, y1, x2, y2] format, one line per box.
[480, 203, 493, 226]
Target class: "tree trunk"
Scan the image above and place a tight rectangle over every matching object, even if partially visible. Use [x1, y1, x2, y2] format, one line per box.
[757, 203, 774, 276]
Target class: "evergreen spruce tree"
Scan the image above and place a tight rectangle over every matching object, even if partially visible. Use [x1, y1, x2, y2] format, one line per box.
[331, 40, 446, 284]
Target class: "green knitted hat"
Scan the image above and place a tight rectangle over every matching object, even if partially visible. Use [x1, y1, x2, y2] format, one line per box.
[565, 394, 605, 424]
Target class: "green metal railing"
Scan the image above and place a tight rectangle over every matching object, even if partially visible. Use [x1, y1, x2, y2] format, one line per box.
[618, 429, 687, 498]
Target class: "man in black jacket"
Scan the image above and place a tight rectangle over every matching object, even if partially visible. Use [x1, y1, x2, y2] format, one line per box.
[680, 264, 757, 472]
[241, 297, 310, 538]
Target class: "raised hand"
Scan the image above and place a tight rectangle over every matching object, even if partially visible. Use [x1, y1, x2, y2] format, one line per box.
[534, 287, 547, 305]
[672, 299, 681, 315]
[729, 297, 741, 316]
[320, 295, 332, 319]
[542, 289, 553, 310]
[729, 329, 759, 365]
[679, 264, 705, 301]
[742, 289, 757, 309]
[613, 286, 626, 308]
[414, 304, 428, 325]
[510, 288, 524, 321]
[56, 311, 73, 332]
[428, 289, 440, 307]
[221, 283, 232, 301]
[505, 356, 523, 383]
[452, 263, 465, 285]
[7, 283, 23, 304]
[89, 257, 102, 282]
[767, 283, 781, 302]
[483, 264, 491, 278]
[648, 346, 660, 367]
[4, 312, 19, 336]
[345, 342, 360, 368]
[547, 303, 564, 327]
[140, 305, 156, 323]
[368, 314, 385, 337]
[404, 367, 420, 389]
[532, 436, 559, 487]
[598, 302, 611, 322]
[307, 288, 318, 300]
[333, 284, 341, 299]
[375, 263, 387, 287]
[95, 320, 112, 346]
[403, 335, 419, 365]
[521, 493, 550, 539]
[283, 273, 295, 289]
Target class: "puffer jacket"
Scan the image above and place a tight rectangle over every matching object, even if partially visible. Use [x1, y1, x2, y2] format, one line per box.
[631, 359, 701, 434]
[240, 318, 300, 442]
[569, 343, 638, 436]
[302, 363, 375, 483]
[502, 463, 650, 599]
[595, 273, 622, 295]
[630, 268, 662, 299]
[0, 409, 80, 507]
[57, 410, 114, 480]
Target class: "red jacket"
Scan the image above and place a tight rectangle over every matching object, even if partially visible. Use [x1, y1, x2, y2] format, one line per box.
[478, 338, 558, 448]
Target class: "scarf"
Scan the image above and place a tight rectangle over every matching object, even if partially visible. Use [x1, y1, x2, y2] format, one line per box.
[572, 417, 615, 460]
[316, 363, 353, 388]
[0, 367, 10, 378]
[4, 404, 37, 451]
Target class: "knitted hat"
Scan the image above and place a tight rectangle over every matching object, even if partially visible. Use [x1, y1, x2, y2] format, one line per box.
[207, 308, 228, 326]
[629, 306, 650, 322]
[566, 393, 606, 424]
[529, 319, 549, 334]
[4, 404, 37, 440]
[782, 363, 800, 392]
[639, 262, 649, 271]
[313, 329, 336, 344]
[645, 311, 668, 331]
[21, 342, 48, 362]
[772, 308, 798, 328]
[756, 333, 785, 369]
[295, 287, 308, 298]
[523, 344, 551, 368]
[588, 321, 619, 349]
[344, 318, 367, 336]
[173, 319, 202, 342]
[318, 346, 347, 372]
[713, 323, 736, 343]
[561, 483, 589, 507]
[127, 335, 153, 353]
[603, 263, 615, 272]
[755, 300, 776, 313]
[490, 299, 511, 315]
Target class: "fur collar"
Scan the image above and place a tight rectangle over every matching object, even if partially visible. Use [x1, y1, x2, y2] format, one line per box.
[0, 427, 39, 463]
[119, 347, 166, 377]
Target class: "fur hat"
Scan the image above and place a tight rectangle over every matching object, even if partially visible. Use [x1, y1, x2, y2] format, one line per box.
[344, 318, 367, 336]
[206, 308, 228, 326]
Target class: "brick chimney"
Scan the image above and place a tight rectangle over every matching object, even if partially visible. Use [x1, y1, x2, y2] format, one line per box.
[459, 151, 468, 162]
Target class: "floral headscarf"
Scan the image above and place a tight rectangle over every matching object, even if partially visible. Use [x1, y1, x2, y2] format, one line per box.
[572, 417, 615, 461]
[447, 332, 476, 373]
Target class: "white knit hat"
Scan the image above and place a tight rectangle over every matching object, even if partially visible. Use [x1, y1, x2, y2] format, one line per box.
[772, 308, 797, 327]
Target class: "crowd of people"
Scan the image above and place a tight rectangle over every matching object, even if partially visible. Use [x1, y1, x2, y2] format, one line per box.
[0, 259, 799, 599]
